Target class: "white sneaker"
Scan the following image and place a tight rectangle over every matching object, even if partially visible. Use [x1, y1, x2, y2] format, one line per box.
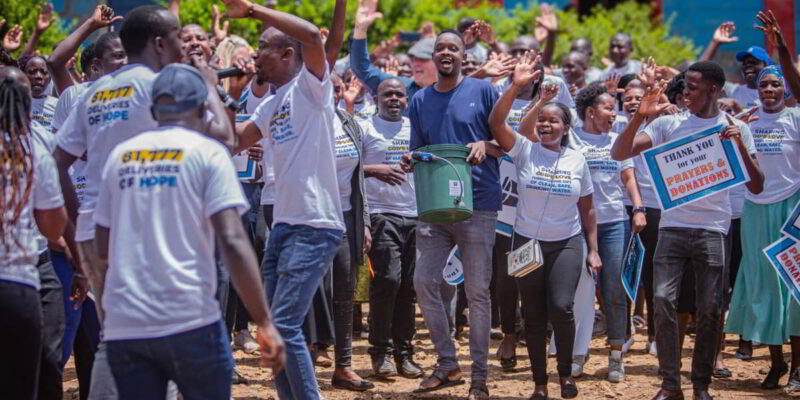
[622, 335, 635, 354]
[571, 354, 586, 378]
[233, 330, 260, 354]
[648, 340, 657, 356]
[608, 350, 625, 383]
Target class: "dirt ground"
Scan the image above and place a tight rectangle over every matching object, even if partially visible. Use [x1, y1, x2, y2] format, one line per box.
[63, 309, 800, 400]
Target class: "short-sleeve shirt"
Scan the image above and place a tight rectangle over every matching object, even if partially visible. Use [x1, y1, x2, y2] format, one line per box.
[508, 133, 593, 241]
[94, 126, 248, 341]
[249, 65, 345, 231]
[643, 112, 756, 234]
[410, 77, 501, 211]
[31, 95, 57, 132]
[56, 64, 158, 241]
[0, 140, 64, 290]
[238, 81, 276, 203]
[603, 60, 642, 79]
[360, 115, 416, 217]
[572, 127, 633, 224]
[493, 75, 576, 109]
[746, 107, 800, 204]
[724, 83, 760, 109]
[53, 82, 91, 204]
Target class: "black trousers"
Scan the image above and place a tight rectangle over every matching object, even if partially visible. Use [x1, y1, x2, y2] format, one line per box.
[37, 255, 65, 400]
[514, 234, 584, 384]
[0, 280, 43, 400]
[367, 213, 417, 359]
[493, 234, 519, 334]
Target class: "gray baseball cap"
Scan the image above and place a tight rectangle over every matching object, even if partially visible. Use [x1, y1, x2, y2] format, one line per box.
[408, 38, 435, 60]
[151, 63, 208, 114]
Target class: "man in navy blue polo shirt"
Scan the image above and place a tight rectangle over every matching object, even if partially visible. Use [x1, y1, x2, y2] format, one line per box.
[403, 29, 502, 400]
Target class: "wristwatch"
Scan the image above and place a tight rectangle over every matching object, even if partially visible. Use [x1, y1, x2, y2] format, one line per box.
[632, 206, 647, 215]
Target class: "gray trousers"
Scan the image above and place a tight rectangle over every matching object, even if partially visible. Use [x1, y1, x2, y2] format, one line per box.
[653, 227, 727, 391]
[413, 210, 497, 381]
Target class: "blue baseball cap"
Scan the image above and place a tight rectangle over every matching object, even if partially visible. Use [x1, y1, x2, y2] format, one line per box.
[735, 46, 775, 65]
[151, 63, 208, 114]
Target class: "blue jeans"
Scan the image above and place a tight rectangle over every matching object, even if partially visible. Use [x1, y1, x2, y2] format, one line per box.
[106, 320, 233, 400]
[262, 223, 343, 400]
[596, 221, 629, 346]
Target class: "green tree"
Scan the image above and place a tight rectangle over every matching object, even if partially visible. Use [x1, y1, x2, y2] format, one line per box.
[0, 0, 68, 57]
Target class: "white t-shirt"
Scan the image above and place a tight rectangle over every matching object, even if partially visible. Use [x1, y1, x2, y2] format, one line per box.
[94, 126, 248, 341]
[613, 115, 662, 208]
[725, 82, 760, 109]
[53, 82, 91, 204]
[334, 117, 360, 212]
[603, 59, 642, 79]
[239, 81, 276, 204]
[56, 64, 158, 241]
[643, 112, 756, 234]
[496, 98, 534, 236]
[572, 127, 633, 224]
[494, 75, 575, 109]
[746, 107, 800, 204]
[508, 133, 593, 241]
[361, 115, 416, 217]
[249, 65, 345, 231]
[31, 95, 57, 132]
[0, 140, 64, 290]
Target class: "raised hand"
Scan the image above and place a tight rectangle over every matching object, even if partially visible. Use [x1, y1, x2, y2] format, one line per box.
[539, 83, 559, 103]
[355, 0, 383, 31]
[479, 52, 517, 79]
[536, 4, 558, 33]
[756, 10, 786, 48]
[462, 21, 479, 45]
[475, 20, 496, 44]
[90, 5, 123, 28]
[222, 0, 255, 19]
[736, 107, 760, 124]
[636, 57, 657, 88]
[3, 25, 22, 52]
[343, 78, 364, 108]
[712, 21, 738, 44]
[419, 21, 436, 39]
[604, 73, 623, 95]
[381, 56, 400, 76]
[635, 80, 670, 117]
[212, 5, 230, 41]
[36, 3, 55, 33]
[511, 51, 541, 87]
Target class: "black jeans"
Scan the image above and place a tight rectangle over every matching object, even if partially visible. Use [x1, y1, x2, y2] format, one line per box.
[724, 218, 742, 310]
[0, 280, 43, 400]
[73, 298, 101, 400]
[653, 228, 727, 391]
[514, 234, 584, 384]
[493, 234, 519, 334]
[628, 206, 661, 339]
[38, 254, 65, 400]
[367, 213, 417, 360]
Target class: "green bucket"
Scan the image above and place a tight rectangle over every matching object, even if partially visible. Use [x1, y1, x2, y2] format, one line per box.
[413, 144, 473, 224]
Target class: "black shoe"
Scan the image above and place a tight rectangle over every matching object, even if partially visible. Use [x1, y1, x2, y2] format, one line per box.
[232, 370, 248, 385]
[331, 376, 374, 392]
[761, 362, 788, 389]
[693, 390, 713, 400]
[786, 369, 800, 393]
[396, 357, 424, 378]
[559, 376, 578, 399]
[651, 388, 684, 400]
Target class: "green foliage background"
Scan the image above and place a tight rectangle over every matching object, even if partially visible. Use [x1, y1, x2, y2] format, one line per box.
[176, 0, 699, 68]
[0, 0, 68, 57]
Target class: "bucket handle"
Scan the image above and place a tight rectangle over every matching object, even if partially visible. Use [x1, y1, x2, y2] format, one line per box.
[411, 151, 465, 206]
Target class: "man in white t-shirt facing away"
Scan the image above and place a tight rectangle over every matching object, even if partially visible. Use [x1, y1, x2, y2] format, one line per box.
[611, 61, 765, 400]
[360, 78, 421, 378]
[93, 64, 284, 399]
[604, 33, 641, 80]
[225, 1, 345, 399]
[52, 5, 234, 315]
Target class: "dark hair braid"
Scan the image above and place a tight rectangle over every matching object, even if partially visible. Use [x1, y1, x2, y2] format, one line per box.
[0, 78, 33, 254]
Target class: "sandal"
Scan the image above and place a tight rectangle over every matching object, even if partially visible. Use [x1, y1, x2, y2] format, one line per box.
[500, 355, 517, 372]
[413, 369, 465, 393]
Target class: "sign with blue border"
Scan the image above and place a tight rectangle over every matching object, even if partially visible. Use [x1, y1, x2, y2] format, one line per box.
[782, 200, 800, 242]
[496, 156, 517, 237]
[763, 236, 800, 305]
[234, 114, 257, 180]
[621, 233, 645, 303]
[641, 124, 750, 211]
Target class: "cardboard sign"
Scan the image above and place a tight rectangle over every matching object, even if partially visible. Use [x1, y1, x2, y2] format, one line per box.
[496, 156, 518, 237]
[443, 246, 464, 285]
[763, 236, 800, 305]
[621, 233, 645, 302]
[641, 124, 750, 211]
[782, 200, 800, 242]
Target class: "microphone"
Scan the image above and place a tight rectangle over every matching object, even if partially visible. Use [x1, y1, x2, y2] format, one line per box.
[216, 67, 247, 79]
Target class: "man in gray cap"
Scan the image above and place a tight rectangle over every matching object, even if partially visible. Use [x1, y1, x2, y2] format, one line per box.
[350, 0, 437, 115]
[93, 63, 284, 399]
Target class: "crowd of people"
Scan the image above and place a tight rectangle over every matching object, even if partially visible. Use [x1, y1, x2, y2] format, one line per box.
[0, 1, 799, 400]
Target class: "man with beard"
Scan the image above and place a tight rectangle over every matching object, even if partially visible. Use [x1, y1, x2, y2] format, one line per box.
[403, 30, 502, 400]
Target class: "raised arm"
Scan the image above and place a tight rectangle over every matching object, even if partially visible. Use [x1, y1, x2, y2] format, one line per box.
[699, 21, 738, 62]
[350, 0, 405, 93]
[610, 82, 668, 161]
[224, 0, 326, 79]
[536, 4, 558, 67]
[168, 0, 180, 20]
[489, 52, 542, 151]
[48, 5, 122, 94]
[22, 3, 55, 57]
[324, 0, 347, 71]
[757, 11, 800, 100]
